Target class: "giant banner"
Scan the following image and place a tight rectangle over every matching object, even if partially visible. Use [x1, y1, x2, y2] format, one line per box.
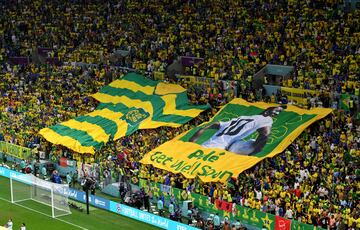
[141, 98, 332, 182]
[39, 73, 209, 154]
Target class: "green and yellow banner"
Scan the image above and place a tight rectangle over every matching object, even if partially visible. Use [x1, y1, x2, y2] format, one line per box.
[39, 73, 209, 154]
[0, 141, 32, 159]
[340, 93, 351, 111]
[141, 98, 332, 183]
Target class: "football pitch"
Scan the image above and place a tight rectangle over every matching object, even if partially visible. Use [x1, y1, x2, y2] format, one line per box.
[0, 176, 160, 230]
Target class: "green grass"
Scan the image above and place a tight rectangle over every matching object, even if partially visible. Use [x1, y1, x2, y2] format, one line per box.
[0, 176, 160, 230]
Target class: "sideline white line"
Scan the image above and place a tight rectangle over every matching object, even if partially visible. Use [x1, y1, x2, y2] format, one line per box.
[0, 197, 88, 230]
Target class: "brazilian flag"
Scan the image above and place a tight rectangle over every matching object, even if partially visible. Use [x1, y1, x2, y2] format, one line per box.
[340, 93, 350, 111]
[39, 73, 210, 154]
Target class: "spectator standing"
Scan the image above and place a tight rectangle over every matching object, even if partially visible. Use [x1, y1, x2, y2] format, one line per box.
[66, 172, 72, 187]
[72, 170, 78, 188]
[284, 208, 294, 220]
[255, 188, 262, 201]
[157, 197, 163, 216]
[51, 170, 62, 184]
[319, 213, 329, 229]
[41, 166, 47, 179]
[20, 160, 26, 173]
[234, 220, 241, 230]
[213, 213, 220, 230]
[168, 202, 175, 219]
[170, 194, 176, 205]
[329, 215, 336, 230]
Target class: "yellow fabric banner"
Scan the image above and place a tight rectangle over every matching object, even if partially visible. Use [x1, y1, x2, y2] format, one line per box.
[140, 99, 332, 183]
[280, 87, 318, 105]
[0, 141, 32, 159]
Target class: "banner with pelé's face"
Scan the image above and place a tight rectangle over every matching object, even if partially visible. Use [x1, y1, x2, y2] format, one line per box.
[140, 98, 332, 183]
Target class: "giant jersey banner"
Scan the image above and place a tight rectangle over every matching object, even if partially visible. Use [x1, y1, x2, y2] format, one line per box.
[39, 73, 209, 154]
[141, 98, 332, 183]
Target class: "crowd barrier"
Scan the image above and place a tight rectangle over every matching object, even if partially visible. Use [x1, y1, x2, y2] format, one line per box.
[0, 166, 199, 230]
[136, 179, 325, 230]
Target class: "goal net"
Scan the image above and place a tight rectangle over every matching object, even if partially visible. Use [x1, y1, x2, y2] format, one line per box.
[10, 174, 71, 218]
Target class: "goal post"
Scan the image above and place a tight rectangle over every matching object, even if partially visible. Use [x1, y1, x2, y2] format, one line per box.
[10, 174, 71, 218]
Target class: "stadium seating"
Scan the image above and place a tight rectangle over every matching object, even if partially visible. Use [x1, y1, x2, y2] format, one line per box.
[0, 0, 359, 229]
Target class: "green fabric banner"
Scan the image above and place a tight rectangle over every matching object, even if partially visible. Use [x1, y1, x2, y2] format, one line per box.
[291, 219, 320, 230]
[141, 99, 332, 183]
[340, 93, 350, 111]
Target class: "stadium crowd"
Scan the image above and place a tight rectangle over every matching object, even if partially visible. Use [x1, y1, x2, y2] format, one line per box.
[0, 0, 359, 229]
[2, 0, 359, 93]
[0, 64, 101, 148]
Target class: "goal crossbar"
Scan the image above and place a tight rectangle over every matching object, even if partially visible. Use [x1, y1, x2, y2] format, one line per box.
[10, 174, 71, 218]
